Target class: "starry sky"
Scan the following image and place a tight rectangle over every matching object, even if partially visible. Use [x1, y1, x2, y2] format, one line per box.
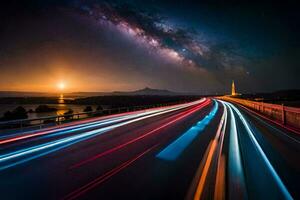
[0, 0, 299, 94]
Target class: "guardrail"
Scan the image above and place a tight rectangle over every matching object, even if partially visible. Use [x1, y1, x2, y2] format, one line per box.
[219, 96, 300, 130]
[0, 102, 184, 133]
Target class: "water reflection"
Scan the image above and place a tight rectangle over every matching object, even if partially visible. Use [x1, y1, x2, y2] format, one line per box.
[58, 94, 65, 104]
[57, 109, 67, 116]
[0, 93, 99, 119]
[57, 94, 67, 115]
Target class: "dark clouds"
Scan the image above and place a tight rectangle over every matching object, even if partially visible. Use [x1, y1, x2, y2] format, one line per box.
[0, 0, 299, 93]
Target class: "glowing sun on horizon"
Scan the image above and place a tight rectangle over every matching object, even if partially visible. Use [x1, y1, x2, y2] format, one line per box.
[57, 82, 66, 90]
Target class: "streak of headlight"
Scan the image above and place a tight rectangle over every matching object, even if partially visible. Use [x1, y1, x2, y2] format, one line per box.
[192, 100, 224, 200]
[0, 99, 206, 170]
[223, 101, 247, 199]
[156, 100, 218, 161]
[70, 99, 210, 169]
[0, 99, 204, 144]
[227, 102, 293, 200]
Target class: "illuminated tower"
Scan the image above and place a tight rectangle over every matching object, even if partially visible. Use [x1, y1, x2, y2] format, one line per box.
[231, 80, 236, 96]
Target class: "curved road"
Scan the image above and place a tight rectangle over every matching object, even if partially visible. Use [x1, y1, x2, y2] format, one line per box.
[0, 98, 299, 200]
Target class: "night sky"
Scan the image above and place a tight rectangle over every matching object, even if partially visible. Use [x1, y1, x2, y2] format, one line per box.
[0, 0, 299, 94]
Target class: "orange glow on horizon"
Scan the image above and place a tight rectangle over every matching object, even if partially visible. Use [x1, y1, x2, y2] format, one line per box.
[57, 82, 66, 91]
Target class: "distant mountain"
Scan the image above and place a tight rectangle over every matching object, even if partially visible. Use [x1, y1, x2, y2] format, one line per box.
[71, 87, 181, 96]
[111, 87, 179, 96]
[68, 92, 108, 97]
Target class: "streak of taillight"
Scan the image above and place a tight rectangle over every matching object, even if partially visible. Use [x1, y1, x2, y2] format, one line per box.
[69, 99, 211, 170]
[64, 144, 158, 200]
[0, 100, 204, 145]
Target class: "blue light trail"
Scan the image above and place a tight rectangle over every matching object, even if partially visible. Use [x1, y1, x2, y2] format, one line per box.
[0, 99, 205, 171]
[156, 101, 218, 161]
[228, 102, 293, 200]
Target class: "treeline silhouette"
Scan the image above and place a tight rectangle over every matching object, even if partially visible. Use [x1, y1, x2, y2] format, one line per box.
[0, 104, 60, 121]
[1, 106, 28, 121]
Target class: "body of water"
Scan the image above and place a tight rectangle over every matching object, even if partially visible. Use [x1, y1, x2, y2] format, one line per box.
[0, 104, 99, 119]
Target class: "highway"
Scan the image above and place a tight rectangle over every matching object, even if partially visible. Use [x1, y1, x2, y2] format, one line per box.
[0, 98, 299, 200]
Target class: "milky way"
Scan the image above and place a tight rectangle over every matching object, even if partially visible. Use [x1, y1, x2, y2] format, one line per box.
[0, 0, 299, 93]
[74, 2, 224, 70]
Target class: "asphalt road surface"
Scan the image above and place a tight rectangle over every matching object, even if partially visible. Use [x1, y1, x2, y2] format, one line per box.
[0, 98, 299, 200]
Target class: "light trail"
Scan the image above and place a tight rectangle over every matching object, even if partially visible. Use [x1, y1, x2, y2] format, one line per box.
[194, 141, 216, 200]
[232, 102, 300, 135]
[214, 101, 228, 200]
[0, 114, 135, 144]
[69, 99, 211, 169]
[0, 99, 207, 170]
[227, 102, 293, 200]
[156, 100, 218, 161]
[234, 104, 300, 144]
[0, 99, 205, 145]
[223, 101, 248, 199]
[0, 130, 108, 171]
[64, 144, 158, 200]
[0, 110, 139, 140]
[192, 101, 226, 200]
